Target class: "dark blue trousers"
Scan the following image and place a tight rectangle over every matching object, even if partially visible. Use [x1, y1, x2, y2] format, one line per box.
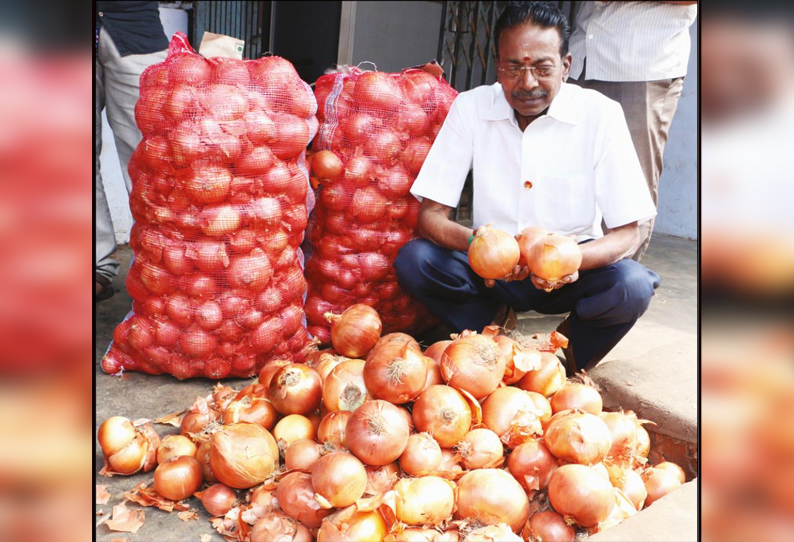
[394, 239, 661, 369]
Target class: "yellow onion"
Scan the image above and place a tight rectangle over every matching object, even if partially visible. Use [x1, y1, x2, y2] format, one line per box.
[284, 439, 323, 471]
[455, 469, 530, 532]
[195, 483, 238, 517]
[223, 383, 278, 431]
[456, 428, 504, 470]
[311, 150, 343, 181]
[599, 410, 642, 458]
[506, 440, 558, 494]
[311, 452, 367, 508]
[400, 432, 442, 476]
[441, 332, 505, 400]
[269, 363, 323, 415]
[606, 464, 647, 511]
[548, 464, 615, 528]
[516, 353, 567, 397]
[596, 488, 638, 533]
[277, 472, 333, 528]
[423, 340, 452, 363]
[98, 417, 161, 475]
[251, 511, 312, 542]
[412, 385, 472, 448]
[312, 352, 349, 383]
[495, 335, 541, 385]
[422, 355, 444, 391]
[97, 416, 137, 456]
[468, 225, 521, 280]
[209, 423, 279, 489]
[435, 449, 465, 480]
[395, 476, 456, 526]
[642, 467, 682, 507]
[464, 524, 523, 542]
[636, 426, 651, 457]
[481, 387, 547, 448]
[250, 483, 280, 514]
[527, 233, 582, 284]
[157, 434, 197, 464]
[181, 402, 221, 439]
[544, 410, 612, 465]
[196, 440, 217, 483]
[655, 461, 686, 485]
[325, 304, 383, 358]
[258, 359, 292, 389]
[154, 456, 203, 501]
[273, 415, 316, 450]
[364, 337, 428, 404]
[323, 359, 372, 412]
[515, 226, 549, 267]
[346, 400, 410, 466]
[550, 383, 603, 415]
[524, 510, 574, 542]
[317, 506, 388, 542]
[317, 410, 351, 450]
[592, 462, 611, 481]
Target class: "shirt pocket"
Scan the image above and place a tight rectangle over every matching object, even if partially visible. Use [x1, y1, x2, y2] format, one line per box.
[535, 174, 594, 234]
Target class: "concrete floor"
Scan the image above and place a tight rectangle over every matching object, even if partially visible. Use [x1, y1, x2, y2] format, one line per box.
[94, 233, 697, 542]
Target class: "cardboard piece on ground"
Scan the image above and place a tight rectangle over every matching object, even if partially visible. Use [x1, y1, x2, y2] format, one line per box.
[199, 32, 245, 60]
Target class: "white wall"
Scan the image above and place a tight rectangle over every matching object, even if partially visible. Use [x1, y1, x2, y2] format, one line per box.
[654, 20, 698, 240]
[99, 7, 188, 244]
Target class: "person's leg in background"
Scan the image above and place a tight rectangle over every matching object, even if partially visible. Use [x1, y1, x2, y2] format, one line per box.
[95, 27, 166, 300]
[572, 72, 685, 261]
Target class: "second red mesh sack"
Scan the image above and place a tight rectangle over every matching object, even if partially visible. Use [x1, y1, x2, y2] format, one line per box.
[102, 33, 316, 379]
[305, 66, 458, 342]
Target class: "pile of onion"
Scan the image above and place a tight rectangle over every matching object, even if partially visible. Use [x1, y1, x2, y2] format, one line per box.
[468, 225, 521, 280]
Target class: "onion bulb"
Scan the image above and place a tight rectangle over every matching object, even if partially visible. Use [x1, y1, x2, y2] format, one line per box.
[400, 432, 443, 476]
[258, 359, 292, 389]
[311, 451, 368, 508]
[544, 410, 612, 465]
[423, 340, 452, 363]
[277, 472, 333, 528]
[524, 510, 574, 542]
[600, 410, 644, 458]
[642, 467, 682, 507]
[317, 410, 351, 450]
[195, 483, 238, 516]
[515, 226, 549, 267]
[311, 150, 343, 181]
[154, 456, 203, 501]
[517, 353, 567, 398]
[223, 384, 278, 431]
[606, 464, 648, 511]
[284, 439, 323, 471]
[97, 416, 137, 457]
[412, 385, 472, 448]
[456, 428, 504, 470]
[364, 336, 427, 404]
[346, 400, 410, 466]
[209, 423, 279, 489]
[156, 434, 197, 464]
[495, 335, 541, 385]
[273, 415, 316, 449]
[394, 476, 456, 526]
[468, 225, 521, 280]
[527, 233, 583, 284]
[323, 359, 372, 412]
[317, 507, 388, 542]
[636, 426, 651, 458]
[250, 483, 280, 514]
[507, 440, 558, 494]
[441, 332, 505, 400]
[251, 511, 313, 542]
[481, 387, 547, 448]
[465, 524, 523, 542]
[655, 461, 686, 485]
[548, 464, 615, 527]
[269, 364, 323, 415]
[311, 352, 349, 383]
[435, 449, 464, 480]
[325, 304, 383, 358]
[455, 469, 530, 533]
[196, 440, 217, 483]
[550, 382, 603, 415]
[97, 417, 160, 475]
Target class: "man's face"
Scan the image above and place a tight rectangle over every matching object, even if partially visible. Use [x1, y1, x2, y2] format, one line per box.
[496, 23, 571, 118]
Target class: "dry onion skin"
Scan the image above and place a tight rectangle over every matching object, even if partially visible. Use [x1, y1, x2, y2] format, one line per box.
[544, 409, 613, 466]
[156, 434, 197, 464]
[323, 358, 372, 412]
[455, 428, 504, 470]
[325, 304, 383, 358]
[394, 476, 456, 526]
[550, 382, 603, 415]
[468, 225, 521, 280]
[400, 432, 443, 476]
[548, 464, 615, 528]
[412, 385, 472, 448]
[311, 451, 368, 509]
[346, 400, 410, 466]
[277, 472, 333, 529]
[516, 352, 567, 398]
[209, 422, 279, 489]
[441, 332, 505, 400]
[481, 387, 548, 448]
[251, 511, 313, 542]
[506, 439, 559, 494]
[495, 335, 541, 385]
[454, 469, 530, 533]
[196, 440, 217, 483]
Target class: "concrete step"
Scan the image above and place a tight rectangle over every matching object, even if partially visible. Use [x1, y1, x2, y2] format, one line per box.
[588, 480, 698, 542]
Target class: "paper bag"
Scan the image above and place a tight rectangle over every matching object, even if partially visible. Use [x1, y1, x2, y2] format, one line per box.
[198, 31, 245, 60]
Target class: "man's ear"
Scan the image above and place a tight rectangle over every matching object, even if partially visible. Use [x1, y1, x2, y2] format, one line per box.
[562, 53, 572, 81]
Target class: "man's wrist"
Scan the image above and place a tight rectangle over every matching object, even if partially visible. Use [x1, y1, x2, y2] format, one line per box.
[468, 229, 476, 245]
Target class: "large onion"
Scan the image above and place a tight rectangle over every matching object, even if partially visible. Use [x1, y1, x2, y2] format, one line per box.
[412, 385, 472, 448]
[422, 355, 444, 391]
[550, 382, 603, 415]
[600, 410, 644, 458]
[655, 461, 686, 485]
[456, 428, 504, 470]
[276, 472, 333, 528]
[424, 340, 452, 363]
[195, 483, 238, 517]
[98, 417, 160, 475]
[524, 510, 574, 542]
[364, 335, 427, 404]
[527, 233, 583, 284]
[495, 335, 541, 385]
[154, 456, 203, 501]
[606, 464, 648, 511]
[284, 439, 323, 471]
[642, 467, 682, 507]
[400, 432, 443, 476]
[317, 410, 351, 450]
[323, 359, 372, 412]
[394, 476, 456, 526]
[311, 452, 368, 508]
[273, 415, 316, 449]
[269, 363, 323, 415]
[441, 332, 505, 400]
[196, 440, 217, 483]
[481, 387, 548, 448]
[468, 225, 521, 280]
[251, 511, 312, 542]
[548, 464, 615, 528]
[156, 434, 197, 464]
[317, 507, 388, 542]
[325, 304, 383, 358]
[223, 384, 278, 431]
[346, 400, 410, 466]
[507, 440, 559, 494]
[455, 469, 530, 533]
[515, 226, 549, 267]
[209, 423, 279, 489]
[544, 410, 612, 465]
[517, 353, 567, 397]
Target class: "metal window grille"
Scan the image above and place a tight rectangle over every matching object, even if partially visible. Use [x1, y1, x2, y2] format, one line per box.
[188, 1, 272, 60]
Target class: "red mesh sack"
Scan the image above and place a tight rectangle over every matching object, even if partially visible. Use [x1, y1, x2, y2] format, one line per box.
[102, 33, 316, 379]
[305, 66, 458, 342]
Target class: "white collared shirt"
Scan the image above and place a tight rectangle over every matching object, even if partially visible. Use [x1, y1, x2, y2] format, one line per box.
[410, 82, 655, 241]
[569, 1, 697, 82]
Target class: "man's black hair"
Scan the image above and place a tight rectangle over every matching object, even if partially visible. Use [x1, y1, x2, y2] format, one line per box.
[494, 1, 571, 58]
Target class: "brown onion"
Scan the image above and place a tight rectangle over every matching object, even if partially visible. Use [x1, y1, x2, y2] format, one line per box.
[181, 402, 221, 439]
[600, 410, 643, 458]
[441, 332, 505, 400]
[311, 150, 343, 181]
[422, 355, 444, 391]
[550, 382, 603, 415]
[636, 426, 651, 457]
[655, 461, 686, 485]
[517, 353, 567, 397]
[312, 352, 349, 383]
[97, 416, 136, 457]
[466, 524, 522, 542]
[273, 415, 316, 449]
[413, 385, 472, 448]
[515, 226, 549, 267]
[269, 363, 323, 415]
[524, 510, 574, 542]
[156, 434, 197, 464]
[311, 451, 368, 508]
[400, 432, 443, 476]
[196, 440, 217, 483]
[548, 464, 615, 528]
[258, 359, 291, 390]
[98, 417, 160, 476]
[317, 410, 351, 450]
[325, 304, 383, 358]
[223, 384, 278, 431]
[277, 472, 333, 528]
[195, 483, 238, 516]
[481, 387, 547, 448]
[643, 467, 682, 507]
[455, 469, 530, 532]
[507, 440, 559, 494]
[394, 476, 456, 526]
[250, 483, 279, 514]
[317, 507, 388, 542]
[364, 337, 427, 404]
[251, 511, 312, 542]
[456, 428, 504, 470]
[346, 400, 410, 466]
[424, 340, 452, 363]
[527, 233, 583, 284]
[284, 439, 323, 471]
[210, 423, 279, 489]
[495, 335, 541, 385]
[607, 464, 648, 511]
[544, 410, 612, 465]
[435, 449, 464, 480]
[323, 359, 372, 412]
[468, 225, 521, 280]
[154, 456, 203, 501]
